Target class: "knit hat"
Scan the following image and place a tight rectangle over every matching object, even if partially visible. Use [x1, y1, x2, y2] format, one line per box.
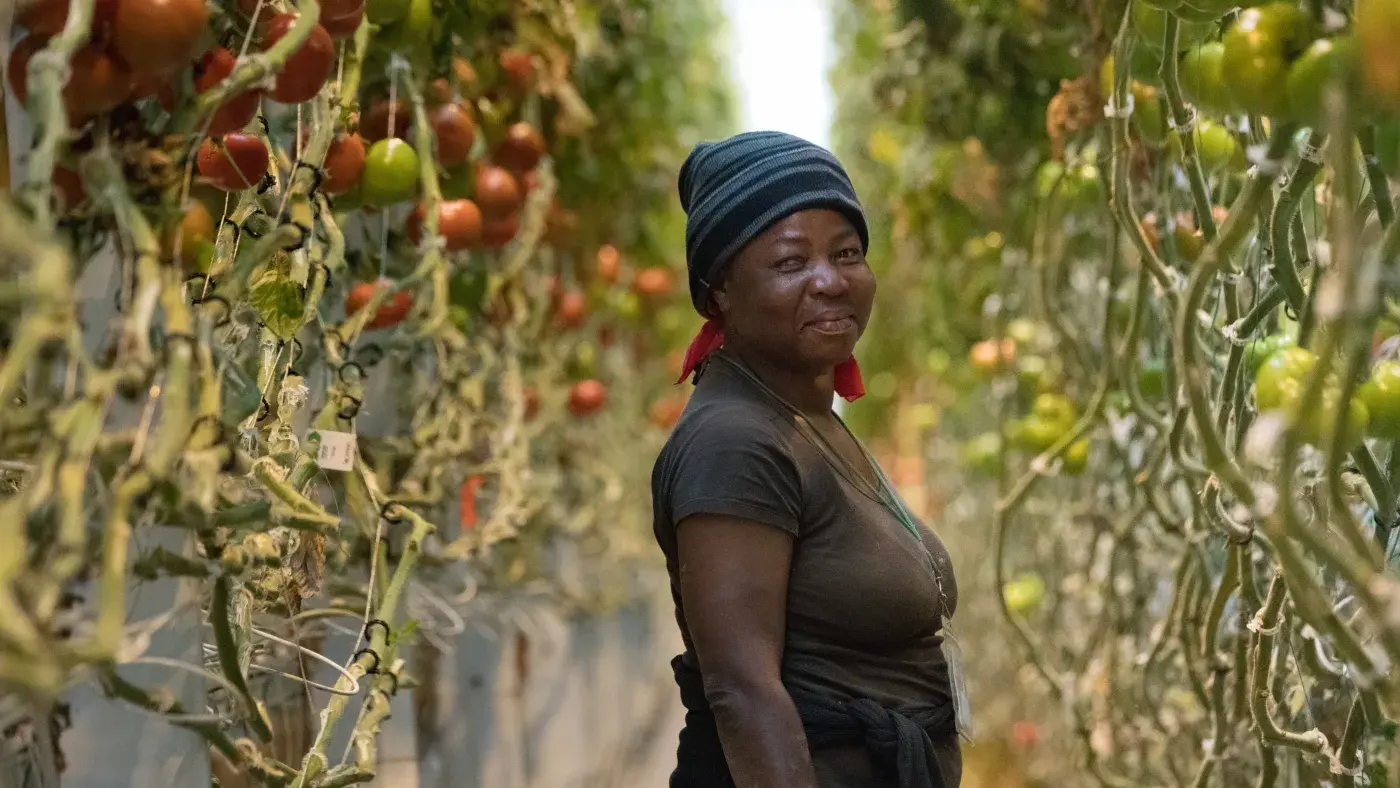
[675, 131, 869, 401]
[678, 130, 870, 313]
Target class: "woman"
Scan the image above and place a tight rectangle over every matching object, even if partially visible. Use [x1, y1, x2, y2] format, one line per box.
[652, 130, 965, 788]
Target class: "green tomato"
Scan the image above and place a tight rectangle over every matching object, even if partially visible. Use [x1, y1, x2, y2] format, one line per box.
[1003, 573, 1047, 614]
[1222, 2, 1317, 117]
[1255, 346, 1316, 410]
[960, 433, 1003, 476]
[1243, 333, 1295, 377]
[1133, 3, 1214, 51]
[1015, 415, 1070, 453]
[1006, 317, 1038, 345]
[365, 0, 411, 24]
[1138, 358, 1167, 398]
[383, 0, 433, 65]
[361, 138, 420, 206]
[1018, 355, 1053, 392]
[1063, 438, 1090, 474]
[568, 341, 598, 380]
[1286, 36, 1363, 127]
[1194, 119, 1245, 171]
[1134, 82, 1168, 144]
[1359, 360, 1400, 438]
[1180, 42, 1235, 114]
[1032, 392, 1076, 428]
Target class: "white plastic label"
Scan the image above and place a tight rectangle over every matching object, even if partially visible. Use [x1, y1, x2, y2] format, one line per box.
[312, 430, 356, 471]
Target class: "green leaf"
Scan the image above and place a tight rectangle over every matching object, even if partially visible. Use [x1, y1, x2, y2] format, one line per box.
[249, 253, 306, 341]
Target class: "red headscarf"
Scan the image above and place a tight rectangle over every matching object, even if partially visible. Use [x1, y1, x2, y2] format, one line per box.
[675, 319, 866, 402]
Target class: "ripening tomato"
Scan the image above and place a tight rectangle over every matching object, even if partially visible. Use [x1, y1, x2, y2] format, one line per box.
[1255, 347, 1368, 445]
[263, 14, 334, 104]
[568, 379, 607, 417]
[495, 122, 546, 173]
[430, 102, 476, 168]
[474, 165, 522, 219]
[969, 337, 1017, 374]
[1179, 42, 1234, 114]
[322, 133, 366, 195]
[360, 99, 411, 143]
[195, 48, 261, 136]
[64, 43, 135, 120]
[197, 133, 269, 191]
[1358, 0, 1400, 107]
[481, 214, 520, 248]
[1360, 361, 1400, 438]
[113, 0, 208, 77]
[346, 281, 413, 329]
[1132, 82, 1167, 145]
[360, 138, 419, 205]
[1254, 346, 1316, 410]
[499, 48, 535, 94]
[405, 199, 484, 251]
[1286, 36, 1363, 126]
[1222, 3, 1317, 117]
[595, 244, 622, 284]
[554, 290, 588, 329]
[632, 267, 674, 299]
[161, 200, 215, 271]
[649, 394, 688, 431]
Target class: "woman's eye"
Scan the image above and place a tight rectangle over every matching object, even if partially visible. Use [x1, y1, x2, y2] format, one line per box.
[774, 256, 806, 271]
[836, 248, 862, 262]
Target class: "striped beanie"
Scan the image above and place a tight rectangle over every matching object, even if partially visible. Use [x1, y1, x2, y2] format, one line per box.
[678, 130, 870, 314]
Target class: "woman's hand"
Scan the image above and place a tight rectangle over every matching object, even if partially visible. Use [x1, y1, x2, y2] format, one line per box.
[677, 514, 818, 788]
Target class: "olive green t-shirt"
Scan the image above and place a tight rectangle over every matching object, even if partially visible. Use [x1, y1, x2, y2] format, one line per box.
[651, 353, 961, 787]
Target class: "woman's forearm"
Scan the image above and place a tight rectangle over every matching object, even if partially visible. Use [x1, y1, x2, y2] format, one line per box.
[706, 679, 819, 788]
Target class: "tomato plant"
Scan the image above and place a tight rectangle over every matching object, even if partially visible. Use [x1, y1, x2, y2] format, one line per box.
[405, 199, 484, 251]
[195, 48, 262, 136]
[474, 164, 522, 219]
[346, 281, 414, 329]
[495, 122, 547, 173]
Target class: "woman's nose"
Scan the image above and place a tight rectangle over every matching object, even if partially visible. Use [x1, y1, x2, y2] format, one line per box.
[808, 256, 850, 297]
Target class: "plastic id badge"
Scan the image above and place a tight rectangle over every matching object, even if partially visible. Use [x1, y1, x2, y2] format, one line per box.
[941, 618, 974, 741]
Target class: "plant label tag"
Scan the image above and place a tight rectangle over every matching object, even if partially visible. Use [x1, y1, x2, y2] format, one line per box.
[313, 430, 356, 471]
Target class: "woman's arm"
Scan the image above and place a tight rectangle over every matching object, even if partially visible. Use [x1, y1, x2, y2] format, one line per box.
[677, 513, 818, 788]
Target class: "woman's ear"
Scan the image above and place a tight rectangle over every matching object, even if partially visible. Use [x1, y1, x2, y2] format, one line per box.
[703, 288, 729, 321]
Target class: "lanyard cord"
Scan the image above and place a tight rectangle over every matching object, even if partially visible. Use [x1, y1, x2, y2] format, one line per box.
[711, 352, 949, 612]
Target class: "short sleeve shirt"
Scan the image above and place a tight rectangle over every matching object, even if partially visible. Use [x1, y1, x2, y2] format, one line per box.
[651, 353, 960, 786]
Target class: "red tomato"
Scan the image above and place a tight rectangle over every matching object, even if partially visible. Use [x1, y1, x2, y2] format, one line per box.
[499, 47, 535, 94]
[554, 290, 587, 329]
[430, 102, 476, 168]
[494, 122, 545, 173]
[405, 199, 484, 251]
[113, 0, 209, 77]
[8, 34, 44, 105]
[322, 133, 366, 195]
[360, 98, 411, 142]
[567, 379, 607, 417]
[632, 267, 674, 299]
[20, 0, 118, 35]
[194, 47, 261, 136]
[51, 166, 87, 212]
[474, 164, 521, 219]
[321, 1, 364, 38]
[481, 214, 520, 248]
[196, 133, 269, 191]
[263, 14, 334, 104]
[346, 281, 414, 329]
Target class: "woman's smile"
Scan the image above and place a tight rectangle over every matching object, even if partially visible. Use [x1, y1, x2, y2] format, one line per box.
[804, 314, 857, 335]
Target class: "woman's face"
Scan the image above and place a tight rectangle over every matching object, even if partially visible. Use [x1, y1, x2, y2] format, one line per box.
[712, 209, 875, 374]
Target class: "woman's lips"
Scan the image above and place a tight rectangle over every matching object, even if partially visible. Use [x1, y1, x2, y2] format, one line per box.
[806, 316, 856, 334]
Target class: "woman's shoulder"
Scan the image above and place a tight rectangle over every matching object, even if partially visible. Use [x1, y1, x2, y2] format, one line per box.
[664, 379, 795, 456]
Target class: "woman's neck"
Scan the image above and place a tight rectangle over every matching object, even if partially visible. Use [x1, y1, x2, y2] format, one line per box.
[723, 344, 835, 417]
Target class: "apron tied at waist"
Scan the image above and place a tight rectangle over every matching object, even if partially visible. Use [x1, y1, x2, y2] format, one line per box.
[671, 656, 954, 788]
